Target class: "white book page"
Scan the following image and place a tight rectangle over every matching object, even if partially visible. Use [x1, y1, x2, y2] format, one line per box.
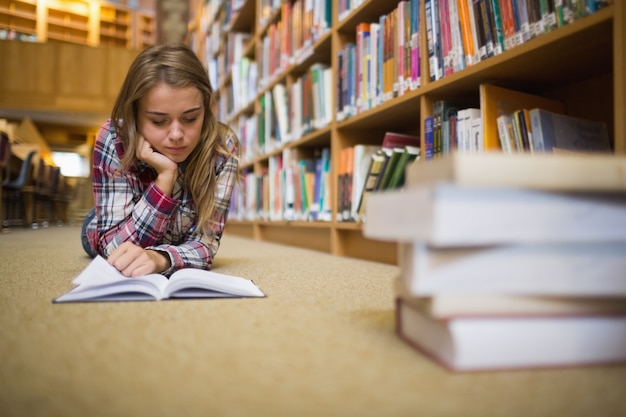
[70, 256, 169, 295]
[166, 268, 265, 298]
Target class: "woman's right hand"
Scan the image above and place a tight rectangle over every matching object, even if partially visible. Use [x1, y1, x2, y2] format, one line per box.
[136, 135, 178, 196]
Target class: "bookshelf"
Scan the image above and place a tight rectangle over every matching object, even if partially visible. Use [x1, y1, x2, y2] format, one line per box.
[0, 0, 38, 39]
[189, 0, 625, 265]
[0, 0, 156, 48]
[45, 0, 92, 45]
[134, 9, 156, 49]
[99, 2, 132, 48]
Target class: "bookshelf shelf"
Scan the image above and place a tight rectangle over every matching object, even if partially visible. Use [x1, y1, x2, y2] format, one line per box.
[190, 0, 625, 265]
[0, 0, 37, 36]
[0, 0, 155, 48]
[99, 3, 132, 48]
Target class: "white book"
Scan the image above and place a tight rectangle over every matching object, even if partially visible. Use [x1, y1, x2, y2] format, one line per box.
[272, 83, 290, 143]
[54, 256, 265, 303]
[397, 297, 626, 372]
[398, 242, 626, 296]
[363, 184, 626, 246]
[369, 23, 379, 108]
[394, 279, 626, 318]
[350, 144, 382, 221]
[290, 78, 303, 141]
[405, 152, 626, 192]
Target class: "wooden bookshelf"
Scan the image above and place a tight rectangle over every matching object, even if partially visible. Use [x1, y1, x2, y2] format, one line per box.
[99, 2, 132, 48]
[189, 0, 625, 265]
[134, 9, 155, 49]
[0, 0, 155, 48]
[0, 0, 38, 38]
[45, 0, 92, 45]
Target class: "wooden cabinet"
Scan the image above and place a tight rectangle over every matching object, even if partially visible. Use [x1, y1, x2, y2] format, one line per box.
[190, 0, 624, 265]
[0, 39, 138, 122]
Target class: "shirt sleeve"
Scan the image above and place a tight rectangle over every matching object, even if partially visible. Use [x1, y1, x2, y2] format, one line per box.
[91, 120, 180, 259]
[149, 124, 240, 275]
[91, 121, 240, 275]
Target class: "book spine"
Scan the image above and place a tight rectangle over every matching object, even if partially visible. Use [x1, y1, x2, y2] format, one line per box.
[424, 116, 435, 160]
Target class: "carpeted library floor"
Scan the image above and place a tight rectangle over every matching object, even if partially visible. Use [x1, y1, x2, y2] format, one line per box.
[1, 225, 625, 417]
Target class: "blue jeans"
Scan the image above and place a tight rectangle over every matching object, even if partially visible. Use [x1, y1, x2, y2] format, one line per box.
[81, 207, 97, 258]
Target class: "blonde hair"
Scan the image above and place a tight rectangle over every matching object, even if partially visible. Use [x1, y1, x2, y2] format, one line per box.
[110, 43, 238, 230]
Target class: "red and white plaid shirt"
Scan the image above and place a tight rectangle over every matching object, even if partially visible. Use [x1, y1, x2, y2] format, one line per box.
[84, 119, 239, 275]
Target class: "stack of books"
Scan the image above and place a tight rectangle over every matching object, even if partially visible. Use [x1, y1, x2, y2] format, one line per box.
[364, 151, 626, 371]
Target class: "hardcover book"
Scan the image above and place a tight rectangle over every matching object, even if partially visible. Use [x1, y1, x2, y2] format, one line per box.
[398, 242, 626, 296]
[396, 297, 626, 372]
[54, 256, 266, 303]
[364, 183, 626, 246]
[394, 279, 626, 318]
[529, 108, 612, 153]
[479, 84, 565, 150]
[404, 151, 626, 192]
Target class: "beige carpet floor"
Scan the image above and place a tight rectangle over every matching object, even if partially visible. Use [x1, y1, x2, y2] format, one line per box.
[1, 225, 625, 417]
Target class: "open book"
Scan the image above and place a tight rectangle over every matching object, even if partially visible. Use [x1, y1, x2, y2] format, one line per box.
[54, 256, 266, 303]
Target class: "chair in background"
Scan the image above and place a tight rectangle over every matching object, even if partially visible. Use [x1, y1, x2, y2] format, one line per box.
[0, 132, 10, 181]
[2, 149, 37, 228]
[0, 132, 10, 227]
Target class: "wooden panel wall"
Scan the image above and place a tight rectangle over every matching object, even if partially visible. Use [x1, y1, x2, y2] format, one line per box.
[0, 40, 138, 120]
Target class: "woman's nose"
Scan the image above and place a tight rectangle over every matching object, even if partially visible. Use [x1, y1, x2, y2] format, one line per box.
[169, 123, 183, 140]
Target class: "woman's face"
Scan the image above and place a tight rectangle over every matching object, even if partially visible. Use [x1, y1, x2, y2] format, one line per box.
[137, 81, 205, 164]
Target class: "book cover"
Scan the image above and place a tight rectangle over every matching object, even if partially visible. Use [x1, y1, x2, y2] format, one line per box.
[479, 83, 565, 150]
[382, 131, 421, 149]
[398, 242, 626, 297]
[374, 147, 401, 190]
[396, 297, 626, 372]
[424, 116, 434, 160]
[355, 151, 386, 223]
[394, 279, 626, 318]
[433, 100, 468, 156]
[350, 144, 382, 221]
[364, 182, 626, 246]
[529, 108, 612, 153]
[404, 151, 626, 192]
[386, 145, 421, 189]
[496, 113, 515, 153]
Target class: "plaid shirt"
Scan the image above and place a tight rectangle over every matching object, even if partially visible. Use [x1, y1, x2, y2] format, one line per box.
[85, 119, 239, 275]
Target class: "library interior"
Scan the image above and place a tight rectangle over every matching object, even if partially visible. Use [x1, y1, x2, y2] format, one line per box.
[1, 1, 626, 416]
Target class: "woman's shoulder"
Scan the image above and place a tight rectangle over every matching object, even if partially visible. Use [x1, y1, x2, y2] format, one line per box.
[94, 119, 125, 161]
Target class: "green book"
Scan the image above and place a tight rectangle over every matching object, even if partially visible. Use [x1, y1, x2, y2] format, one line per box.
[386, 146, 421, 189]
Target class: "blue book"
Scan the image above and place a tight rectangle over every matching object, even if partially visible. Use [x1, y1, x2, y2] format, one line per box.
[424, 116, 434, 160]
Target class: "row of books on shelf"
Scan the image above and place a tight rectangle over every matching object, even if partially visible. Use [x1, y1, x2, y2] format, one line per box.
[426, 0, 611, 81]
[257, 0, 332, 89]
[228, 131, 422, 223]
[230, 82, 612, 223]
[226, 61, 333, 163]
[210, 0, 610, 132]
[337, 0, 610, 122]
[257, 63, 333, 153]
[364, 151, 626, 371]
[424, 83, 611, 159]
[338, 0, 421, 120]
[337, 132, 421, 222]
[230, 147, 333, 222]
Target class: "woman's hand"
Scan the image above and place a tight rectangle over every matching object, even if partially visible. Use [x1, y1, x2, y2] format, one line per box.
[136, 135, 178, 196]
[108, 242, 171, 277]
